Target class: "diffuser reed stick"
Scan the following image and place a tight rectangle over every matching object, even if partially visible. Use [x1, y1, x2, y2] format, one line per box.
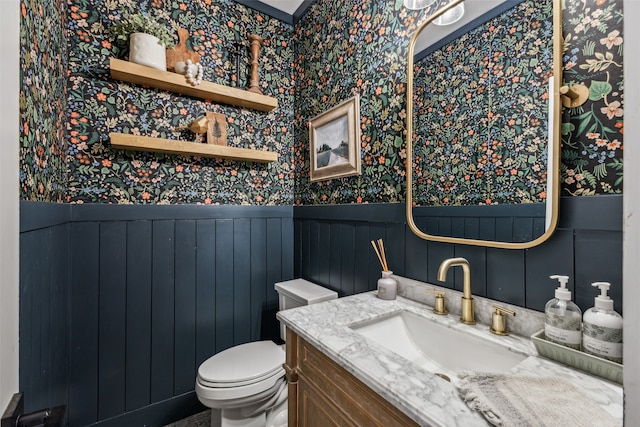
[371, 239, 389, 272]
[378, 239, 388, 271]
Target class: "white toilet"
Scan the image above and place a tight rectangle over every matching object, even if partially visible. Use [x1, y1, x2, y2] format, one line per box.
[195, 279, 338, 427]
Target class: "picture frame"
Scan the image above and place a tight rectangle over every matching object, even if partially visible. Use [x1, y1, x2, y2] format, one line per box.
[309, 95, 361, 182]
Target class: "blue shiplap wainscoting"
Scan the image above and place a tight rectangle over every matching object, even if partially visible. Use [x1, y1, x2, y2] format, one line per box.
[19, 195, 621, 426]
[294, 195, 623, 314]
[412, 203, 546, 243]
[19, 201, 294, 427]
[19, 203, 71, 423]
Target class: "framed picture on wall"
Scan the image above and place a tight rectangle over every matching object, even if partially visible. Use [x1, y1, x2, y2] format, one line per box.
[309, 95, 361, 182]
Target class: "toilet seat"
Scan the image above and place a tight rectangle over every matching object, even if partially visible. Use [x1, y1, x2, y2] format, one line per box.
[196, 340, 285, 401]
[196, 370, 285, 403]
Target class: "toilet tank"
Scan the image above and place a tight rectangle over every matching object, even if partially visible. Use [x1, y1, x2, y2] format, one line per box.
[275, 278, 338, 341]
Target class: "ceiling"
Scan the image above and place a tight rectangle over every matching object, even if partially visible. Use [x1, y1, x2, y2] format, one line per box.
[415, 0, 508, 53]
[235, 0, 309, 24]
[255, 0, 306, 16]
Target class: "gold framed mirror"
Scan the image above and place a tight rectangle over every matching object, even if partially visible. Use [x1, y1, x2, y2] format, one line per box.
[405, 0, 562, 249]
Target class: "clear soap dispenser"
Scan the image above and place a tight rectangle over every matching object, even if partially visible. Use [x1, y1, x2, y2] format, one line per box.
[544, 275, 582, 350]
[582, 282, 623, 363]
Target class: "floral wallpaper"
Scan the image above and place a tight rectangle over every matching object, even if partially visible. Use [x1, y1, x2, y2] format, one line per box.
[293, 0, 623, 205]
[19, 0, 623, 205]
[19, 0, 296, 204]
[561, 0, 624, 195]
[413, 0, 553, 206]
[19, 0, 68, 202]
[63, 0, 295, 204]
[293, 0, 420, 204]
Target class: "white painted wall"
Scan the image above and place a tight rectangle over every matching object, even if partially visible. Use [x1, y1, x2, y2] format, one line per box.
[623, 1, 639, 424]
[0, 0, 20, 411]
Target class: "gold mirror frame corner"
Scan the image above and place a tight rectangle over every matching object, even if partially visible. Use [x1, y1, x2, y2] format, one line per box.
[405, 0, 563, 249]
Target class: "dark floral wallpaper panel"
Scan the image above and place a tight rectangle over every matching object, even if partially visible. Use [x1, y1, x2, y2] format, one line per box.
[20, 0, 296, 204]
[19, 0, 623, 204]
[293, 0, 623, 205]
[294, 0, 417, 205]
[62, 0, 296, 204]
[20, 0, 68, 202]
[413, 0, 553, 206]
[562, 0, 624, 195]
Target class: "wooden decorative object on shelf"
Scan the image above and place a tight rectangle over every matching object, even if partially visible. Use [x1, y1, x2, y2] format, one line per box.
[247, 34, 263, 94]
[175, 116, 209, 134]
[205, 112, 227, 146]
[166, 28, 201, 72]
[110, 132, 278, 163]
[175, 113, 227, 145]
[109, 58, 277, 112]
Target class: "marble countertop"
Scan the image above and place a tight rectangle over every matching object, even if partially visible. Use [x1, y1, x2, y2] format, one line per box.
[277, 291, 623, 427]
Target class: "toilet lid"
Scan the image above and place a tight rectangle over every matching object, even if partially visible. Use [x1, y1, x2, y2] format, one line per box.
[198, 341, 285, 386]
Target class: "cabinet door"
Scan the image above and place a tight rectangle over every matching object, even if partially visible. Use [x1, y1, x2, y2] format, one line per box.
[298, 377, 357, 427]
[288, 331, 418, 427]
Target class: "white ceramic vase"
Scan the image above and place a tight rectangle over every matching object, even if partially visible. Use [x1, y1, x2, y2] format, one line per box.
[129, 32, 166, 71]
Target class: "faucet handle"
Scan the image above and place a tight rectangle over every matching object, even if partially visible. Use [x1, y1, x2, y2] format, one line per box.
[490, 304, 516, 336]
[425, 289, 448, 315]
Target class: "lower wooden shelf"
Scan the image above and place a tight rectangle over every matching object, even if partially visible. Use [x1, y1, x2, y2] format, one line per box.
[110, 133, 278, 163]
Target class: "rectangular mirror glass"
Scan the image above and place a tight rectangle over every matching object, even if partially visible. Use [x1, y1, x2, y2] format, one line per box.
[406, 0, 562, 248]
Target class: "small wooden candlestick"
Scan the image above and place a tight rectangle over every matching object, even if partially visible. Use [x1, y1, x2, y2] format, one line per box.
[247, 34, 263, 94]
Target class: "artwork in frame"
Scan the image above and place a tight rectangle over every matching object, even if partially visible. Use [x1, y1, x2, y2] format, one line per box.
[309, 95, 361, 182]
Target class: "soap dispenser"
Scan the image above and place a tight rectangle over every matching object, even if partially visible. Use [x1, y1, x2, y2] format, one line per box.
[582, 282, 623, 363]
[544, 275, 582, 350]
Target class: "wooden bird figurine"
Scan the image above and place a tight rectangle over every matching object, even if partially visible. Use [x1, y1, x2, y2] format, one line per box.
[175, 116, 209, 134]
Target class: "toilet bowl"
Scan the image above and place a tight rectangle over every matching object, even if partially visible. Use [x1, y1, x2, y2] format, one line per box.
[196, 340, 287, 427]
[195, 279, 338, 427]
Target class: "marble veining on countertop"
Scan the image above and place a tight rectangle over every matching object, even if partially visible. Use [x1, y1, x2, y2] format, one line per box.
[277, 291, 623, 427]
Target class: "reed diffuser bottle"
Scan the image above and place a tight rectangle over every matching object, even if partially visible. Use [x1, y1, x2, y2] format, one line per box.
[371, 239, 397, 300]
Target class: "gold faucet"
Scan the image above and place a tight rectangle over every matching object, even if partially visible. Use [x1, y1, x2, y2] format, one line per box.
[437, 257, 475, 325]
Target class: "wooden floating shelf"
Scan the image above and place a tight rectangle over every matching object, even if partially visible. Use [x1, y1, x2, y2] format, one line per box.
[109, 58, 278, 112]
[110, 133, 278, 163]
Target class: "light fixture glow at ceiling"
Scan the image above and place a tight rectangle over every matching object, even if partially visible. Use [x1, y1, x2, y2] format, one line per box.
[434, 3, 465, 26]
[403, 0, 437, 11]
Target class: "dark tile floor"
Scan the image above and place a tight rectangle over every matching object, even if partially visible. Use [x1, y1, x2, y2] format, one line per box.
[163, 409, 218, 427]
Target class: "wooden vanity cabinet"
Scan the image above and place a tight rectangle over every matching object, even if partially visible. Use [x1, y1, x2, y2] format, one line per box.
[284, 329, 418, 427]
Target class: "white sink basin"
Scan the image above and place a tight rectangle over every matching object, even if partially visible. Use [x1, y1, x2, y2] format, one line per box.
[350, 310, 526, 382]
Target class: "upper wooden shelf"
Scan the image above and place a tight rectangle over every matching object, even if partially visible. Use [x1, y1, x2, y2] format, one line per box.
[109, 58, 278, 112]
[110, 132, 278, 163]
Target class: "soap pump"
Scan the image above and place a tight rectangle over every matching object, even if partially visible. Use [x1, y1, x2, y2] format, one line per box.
[544, 275, 582, 350]
[582, 282, 623, 363]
